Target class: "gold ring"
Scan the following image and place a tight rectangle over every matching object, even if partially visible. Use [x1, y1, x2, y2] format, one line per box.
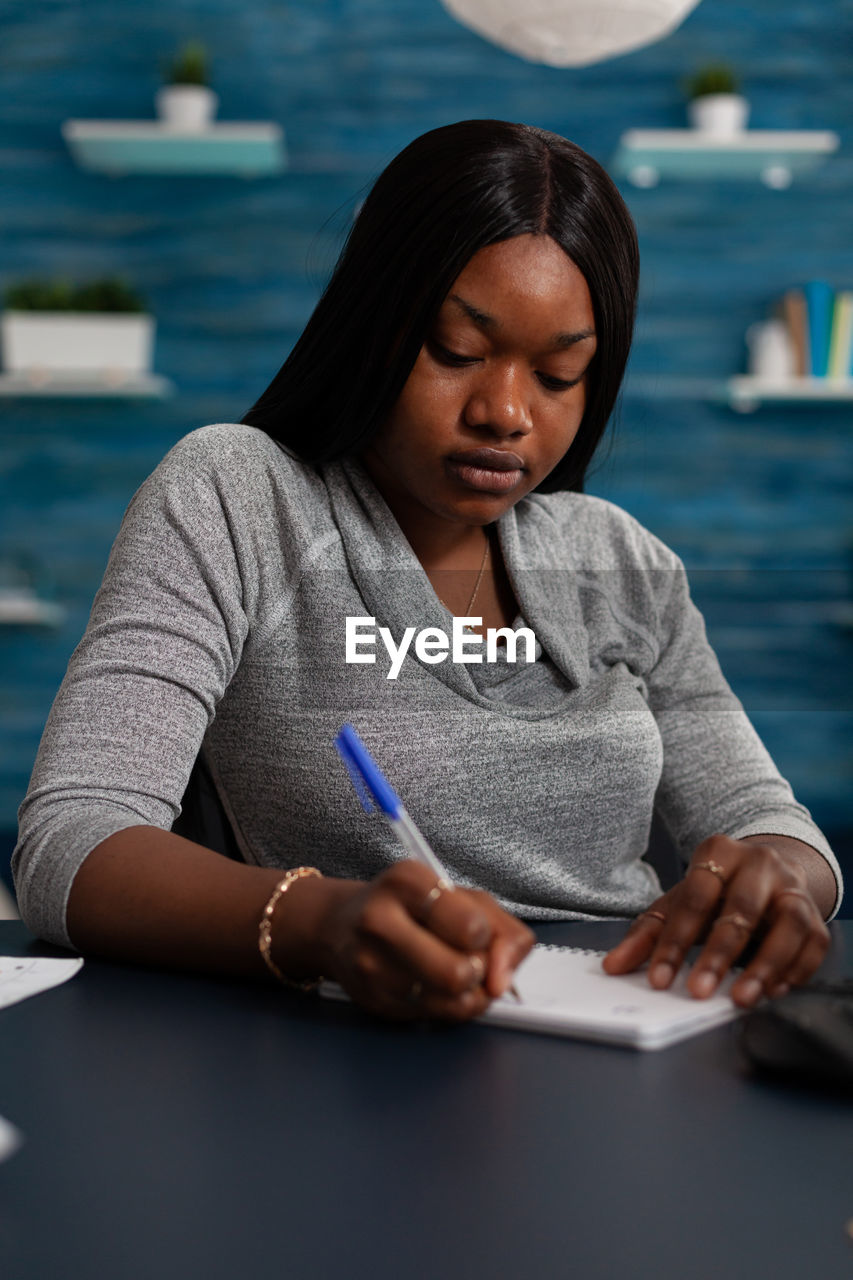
[715, 912, 752, 933]
[641, 910, 667, 925]
[422, 877, 453, 911]
[694, 859, 728, 887]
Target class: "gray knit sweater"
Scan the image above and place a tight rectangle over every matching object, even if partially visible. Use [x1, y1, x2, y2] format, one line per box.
[13, 423, 843, 946]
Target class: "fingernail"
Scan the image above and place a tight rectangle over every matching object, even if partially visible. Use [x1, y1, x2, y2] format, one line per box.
[692, 971, 717, 998]
[651, 962, 674, 987]
[736, 978, 763, 1005]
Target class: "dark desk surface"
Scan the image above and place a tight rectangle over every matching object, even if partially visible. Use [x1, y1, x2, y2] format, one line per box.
[1, 919, 851, 1280]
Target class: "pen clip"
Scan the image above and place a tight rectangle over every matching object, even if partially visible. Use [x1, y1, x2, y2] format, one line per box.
[334, 724, 402, 819]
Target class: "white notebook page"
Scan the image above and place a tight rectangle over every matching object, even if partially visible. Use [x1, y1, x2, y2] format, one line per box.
[484, 944, 743, 1049]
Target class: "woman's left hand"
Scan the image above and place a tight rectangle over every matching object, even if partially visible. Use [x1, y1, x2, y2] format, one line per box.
[602, 834, 830, 1007]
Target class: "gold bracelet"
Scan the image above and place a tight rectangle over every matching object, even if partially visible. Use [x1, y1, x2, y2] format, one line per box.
[258, 866, 324, 991]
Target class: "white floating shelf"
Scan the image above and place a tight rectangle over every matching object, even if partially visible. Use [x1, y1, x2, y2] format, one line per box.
[612, 129, 840, 188]
[0, 589, 65, 627]
[61, 120, 287, 176]
[726, 375, 853, 412]
[0, 370, 175, 398]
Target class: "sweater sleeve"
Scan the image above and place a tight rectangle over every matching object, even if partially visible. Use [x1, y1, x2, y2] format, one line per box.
[645, 555, 844, 920]
[12, 428, 254, 948]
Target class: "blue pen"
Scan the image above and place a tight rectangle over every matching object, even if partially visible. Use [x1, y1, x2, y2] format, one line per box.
[334, 723, 521, 1002]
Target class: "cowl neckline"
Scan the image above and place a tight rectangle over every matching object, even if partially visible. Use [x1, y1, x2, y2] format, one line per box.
[321, 454, 591, 702]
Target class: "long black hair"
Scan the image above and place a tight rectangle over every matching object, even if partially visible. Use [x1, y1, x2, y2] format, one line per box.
[241, 119, 639, 492]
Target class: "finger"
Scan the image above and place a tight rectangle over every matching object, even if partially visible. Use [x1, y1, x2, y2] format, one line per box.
[685, 856, 780, 997]
[465, 892, 534, 997]
[646, 871, 726, 989]
[366, 863, 533, 999]
[334, 938, 427, 1021]
[334, 932, 491, 1022]
[602, 908, 669, 975]
[728, 896, 819, 1007]
[384, 944, 495, 1023]
[429, 884, 533, 998]
[376, 861, 498, 958]
[777, 928, 830, 992]
[687, 911, 762, 998]
[361, 891, 487, 997]
[408, 877, 493, 953]
[486, 931, 535, 998]
[416, 978, 494, 1023]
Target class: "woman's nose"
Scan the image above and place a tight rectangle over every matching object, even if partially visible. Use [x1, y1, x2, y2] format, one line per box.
[463, 361, 533, 436]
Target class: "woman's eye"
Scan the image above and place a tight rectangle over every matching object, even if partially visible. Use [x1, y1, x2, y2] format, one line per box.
[432, 341, 480, 367]
[431, 341, 582, 389]
[537, 372, 582, 392]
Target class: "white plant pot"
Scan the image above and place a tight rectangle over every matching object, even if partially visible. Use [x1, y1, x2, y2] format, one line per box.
[1, 311, 155, 383]
[745, 320, 796, 379]
[687, 93, 750, 136]
[155, 84, 219, 131]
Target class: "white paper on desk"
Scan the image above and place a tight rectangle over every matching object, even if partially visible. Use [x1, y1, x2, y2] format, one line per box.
[319, 944, 743, 1051]
[484, 944, 743, 1050]
[0, 1113, 24, 1163]
[0, 955, 84, 1011]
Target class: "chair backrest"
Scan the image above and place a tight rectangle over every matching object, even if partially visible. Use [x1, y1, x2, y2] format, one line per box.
[172, 750, 244, 862]
[644, 810, 683, 892]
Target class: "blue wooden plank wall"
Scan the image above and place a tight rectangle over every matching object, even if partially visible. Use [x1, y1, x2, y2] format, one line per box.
[0, 0, 850, 896]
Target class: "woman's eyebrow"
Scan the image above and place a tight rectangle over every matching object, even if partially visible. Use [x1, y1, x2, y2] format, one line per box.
[552, 328, 596, 349]
[448, 293, 595, 347]
[449, 293, 495, 329]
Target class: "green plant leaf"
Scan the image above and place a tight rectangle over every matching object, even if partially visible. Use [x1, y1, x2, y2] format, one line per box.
[683, 64, 740, 100]
[3, 276, 146, 312]
[163, 40, 209, 86]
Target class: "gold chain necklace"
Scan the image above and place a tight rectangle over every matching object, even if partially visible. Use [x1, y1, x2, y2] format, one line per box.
[438, 535, 490, 629]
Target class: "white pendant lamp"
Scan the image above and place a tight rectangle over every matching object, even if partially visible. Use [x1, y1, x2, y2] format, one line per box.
[441, 0, 702, 68]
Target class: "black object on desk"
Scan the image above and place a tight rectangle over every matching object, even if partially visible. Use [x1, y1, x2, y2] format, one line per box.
[1, 919, 852, 1280]
[740, 979, 853, 1091]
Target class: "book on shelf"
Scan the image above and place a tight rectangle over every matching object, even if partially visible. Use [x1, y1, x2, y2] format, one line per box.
[773, 283, 853, 382]
[803, 280, 833, 377]
[827, 291, 853, 379]
[780, 289, 808, 377]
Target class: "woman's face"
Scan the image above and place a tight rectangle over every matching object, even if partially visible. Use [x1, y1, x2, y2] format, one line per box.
[361, 233, 597, 538]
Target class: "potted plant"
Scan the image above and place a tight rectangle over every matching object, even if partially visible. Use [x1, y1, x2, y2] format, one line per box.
[1, 277, 155, 386]
[156, 41, 218, 131]
[684, 64, 749, 135]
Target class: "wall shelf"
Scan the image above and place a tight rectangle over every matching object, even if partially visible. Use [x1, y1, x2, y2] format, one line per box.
[0, 588, 64, 627]
[61, 120, 287, 177]
[726, 375, 853, 413]
[612, 129, 840, 188]
[623, 373, 853, 411]
[0, 371, 174, 398]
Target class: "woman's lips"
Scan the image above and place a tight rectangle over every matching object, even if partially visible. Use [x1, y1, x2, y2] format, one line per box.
[446, 449, 526, 494]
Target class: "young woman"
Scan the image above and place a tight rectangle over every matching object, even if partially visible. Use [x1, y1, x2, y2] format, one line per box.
[13, 120, 842, 1022]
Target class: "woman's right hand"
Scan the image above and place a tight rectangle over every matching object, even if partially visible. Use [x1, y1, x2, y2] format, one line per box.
[298, 860, 535, 1021]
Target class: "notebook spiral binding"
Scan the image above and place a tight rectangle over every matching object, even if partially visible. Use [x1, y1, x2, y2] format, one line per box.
[538, 943, 604, 958]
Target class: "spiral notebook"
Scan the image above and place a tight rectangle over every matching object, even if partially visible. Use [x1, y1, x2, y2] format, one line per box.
[320, 945, 744, 1051]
